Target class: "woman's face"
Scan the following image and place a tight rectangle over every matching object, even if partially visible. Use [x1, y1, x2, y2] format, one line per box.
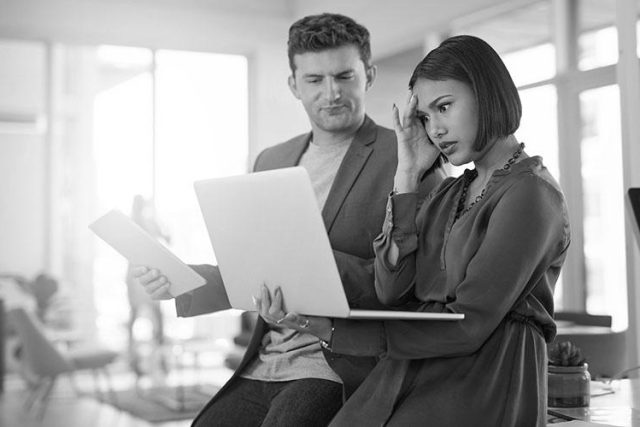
[412, 78, 479, 166]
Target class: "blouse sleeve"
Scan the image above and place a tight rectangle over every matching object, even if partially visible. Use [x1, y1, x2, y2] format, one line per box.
[372, 192, 422, 306]
[332, 174, 570, 359]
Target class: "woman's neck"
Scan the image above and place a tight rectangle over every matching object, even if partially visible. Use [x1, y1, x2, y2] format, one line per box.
[472, 134, 522, 183]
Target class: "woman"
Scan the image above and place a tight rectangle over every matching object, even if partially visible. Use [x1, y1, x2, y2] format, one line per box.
[256, 35, 570, 426]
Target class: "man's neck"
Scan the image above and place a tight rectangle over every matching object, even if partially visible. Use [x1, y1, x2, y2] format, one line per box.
[310, 118, 364, 147]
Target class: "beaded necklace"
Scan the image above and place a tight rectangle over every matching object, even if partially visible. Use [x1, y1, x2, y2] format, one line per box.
[454, 142, 525, 220]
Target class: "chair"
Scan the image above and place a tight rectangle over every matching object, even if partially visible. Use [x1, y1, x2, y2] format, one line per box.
[7, 307, 119, 418]
[553, 311, 627, 379]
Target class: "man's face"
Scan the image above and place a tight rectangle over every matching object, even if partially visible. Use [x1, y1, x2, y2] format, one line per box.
[288, 45, 375, 135]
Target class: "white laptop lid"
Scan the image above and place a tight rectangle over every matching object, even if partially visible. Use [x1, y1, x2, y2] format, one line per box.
[194, 167, 463, 321]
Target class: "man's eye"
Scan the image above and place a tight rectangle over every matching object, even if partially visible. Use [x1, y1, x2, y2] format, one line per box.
[306, 78, 321, 84]
[339, 74, 354, 80]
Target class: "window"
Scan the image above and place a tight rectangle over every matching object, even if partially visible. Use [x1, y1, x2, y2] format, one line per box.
[446, 0, 632, 325]
[578, 0, 617, 70]
[579, 85, 626, 329]
[91, 45, 247, 348]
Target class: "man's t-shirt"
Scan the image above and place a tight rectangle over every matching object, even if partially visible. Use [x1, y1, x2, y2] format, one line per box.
[241, 138, 351, 383]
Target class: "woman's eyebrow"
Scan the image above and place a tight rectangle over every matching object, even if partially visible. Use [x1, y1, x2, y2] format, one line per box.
[428, 94, 452, 109]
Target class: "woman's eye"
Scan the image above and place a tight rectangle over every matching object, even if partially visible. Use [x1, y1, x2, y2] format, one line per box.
[438, 103, 450, 113]
[418, 115, 428, 126]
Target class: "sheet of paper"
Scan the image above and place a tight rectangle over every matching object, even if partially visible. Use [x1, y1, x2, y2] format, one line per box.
[89, 209, 206, 297]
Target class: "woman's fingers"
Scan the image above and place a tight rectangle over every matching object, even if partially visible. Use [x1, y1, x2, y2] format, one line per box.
[391, 104, 402, 133]
[402, 94, 417, 127]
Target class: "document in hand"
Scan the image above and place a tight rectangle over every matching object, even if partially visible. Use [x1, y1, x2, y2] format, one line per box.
[89, 209, 206, 297]
[194, 167, 464, 321]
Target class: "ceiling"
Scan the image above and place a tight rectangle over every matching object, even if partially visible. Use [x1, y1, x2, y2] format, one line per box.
[125, 0, 625, 58]
[97, 0, 525, 57]
[3, 0, 631, 60]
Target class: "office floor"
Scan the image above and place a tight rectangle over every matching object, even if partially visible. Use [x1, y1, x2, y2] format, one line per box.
[0, 363, 234, 427]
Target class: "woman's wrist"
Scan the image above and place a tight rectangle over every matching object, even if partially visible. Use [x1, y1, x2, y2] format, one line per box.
[319, 320, 335, 351]
[393, 170, 421, 194]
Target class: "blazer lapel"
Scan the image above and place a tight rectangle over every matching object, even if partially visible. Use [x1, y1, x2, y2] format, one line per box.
[321, 116, 377, 231]
[263, 133, 310, 170]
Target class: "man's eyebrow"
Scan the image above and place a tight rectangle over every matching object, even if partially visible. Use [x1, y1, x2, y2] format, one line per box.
[301, 69, 355, 78]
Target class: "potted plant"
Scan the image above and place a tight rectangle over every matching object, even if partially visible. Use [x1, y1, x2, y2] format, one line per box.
[547, 341, 591, 407]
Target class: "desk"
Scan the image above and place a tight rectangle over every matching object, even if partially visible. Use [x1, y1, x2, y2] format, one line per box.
[551, 379, 640, 425]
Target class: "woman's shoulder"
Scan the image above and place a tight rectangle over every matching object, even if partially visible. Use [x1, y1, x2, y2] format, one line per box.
[508, 156, 563, 197]
[504, 158, 569, 225]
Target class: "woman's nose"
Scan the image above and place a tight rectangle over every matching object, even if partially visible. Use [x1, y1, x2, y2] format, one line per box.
[428, 122, 445, 141]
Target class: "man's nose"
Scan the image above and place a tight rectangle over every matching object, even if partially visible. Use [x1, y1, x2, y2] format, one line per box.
[323, 79, 341, 101]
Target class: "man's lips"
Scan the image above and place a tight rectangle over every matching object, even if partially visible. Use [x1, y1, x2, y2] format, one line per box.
[322, 105, 347, 114]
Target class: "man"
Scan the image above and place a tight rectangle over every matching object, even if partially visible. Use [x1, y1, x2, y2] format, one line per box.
[133, 13, 445, 426]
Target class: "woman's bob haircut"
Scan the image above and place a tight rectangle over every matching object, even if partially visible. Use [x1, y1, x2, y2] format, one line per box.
[409, 35, 522, 151]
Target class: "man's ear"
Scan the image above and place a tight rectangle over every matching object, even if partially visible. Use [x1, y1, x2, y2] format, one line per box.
[288, 75, 301, 99]
[365, 65, 377, 91]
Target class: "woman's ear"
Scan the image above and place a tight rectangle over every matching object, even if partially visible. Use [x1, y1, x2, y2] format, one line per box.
[365, 65, 377, 91]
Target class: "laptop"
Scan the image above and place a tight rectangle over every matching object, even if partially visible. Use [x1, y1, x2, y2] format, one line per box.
[627, 188, 640, 249]
[193, 167, 463, 321]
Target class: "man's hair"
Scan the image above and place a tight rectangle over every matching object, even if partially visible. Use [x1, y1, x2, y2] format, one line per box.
[409, 35, 522, 151]
[287, 13, 371, 74]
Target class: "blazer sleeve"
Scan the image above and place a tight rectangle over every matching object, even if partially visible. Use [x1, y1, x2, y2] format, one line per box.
[174, 264, 231, 317]
[331, 175, 569, 359]
[333, 250, 387, 310]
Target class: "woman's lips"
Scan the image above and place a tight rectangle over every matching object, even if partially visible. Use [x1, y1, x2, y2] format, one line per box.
[438, 141, 456, 155]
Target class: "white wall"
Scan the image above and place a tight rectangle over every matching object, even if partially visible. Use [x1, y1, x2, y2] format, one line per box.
[366, 46, 425, 129]
[0, 40, 47, 276]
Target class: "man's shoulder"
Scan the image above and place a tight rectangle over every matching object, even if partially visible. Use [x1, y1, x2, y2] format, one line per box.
[261, 132, 308, 156]
[253, 132, 309, 171]
[370, 123, 396, 148]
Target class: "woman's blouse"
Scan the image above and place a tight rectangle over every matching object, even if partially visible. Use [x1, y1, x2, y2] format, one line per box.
[327, 157, 571, 426]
